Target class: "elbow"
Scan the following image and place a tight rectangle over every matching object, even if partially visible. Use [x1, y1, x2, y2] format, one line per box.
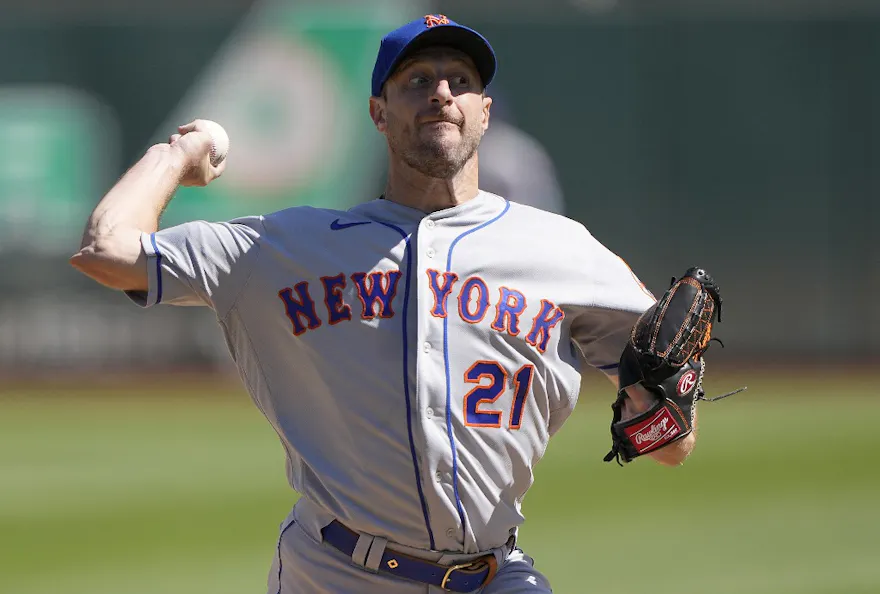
[69, 243, 119, 289]
[70, 234, 145, 291]
[69, 249, 89, 274]
[70, 241, 100, 278]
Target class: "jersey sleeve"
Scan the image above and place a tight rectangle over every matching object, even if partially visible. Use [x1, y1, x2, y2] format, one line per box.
[125, 216, 264, 316]
[567, 227, 656, 376]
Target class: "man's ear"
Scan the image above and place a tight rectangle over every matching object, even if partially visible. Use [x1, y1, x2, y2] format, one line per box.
[369, 96, 387, 132]
[482, 95, 493, 132]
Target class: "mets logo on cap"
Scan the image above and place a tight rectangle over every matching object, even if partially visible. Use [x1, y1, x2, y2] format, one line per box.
[424, 14, 450, 28]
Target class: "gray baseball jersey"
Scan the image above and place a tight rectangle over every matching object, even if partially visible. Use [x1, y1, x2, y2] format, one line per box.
[127, 191, 655, 554]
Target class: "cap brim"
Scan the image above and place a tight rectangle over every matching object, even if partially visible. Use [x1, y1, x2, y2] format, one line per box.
[387, 25, 496, 91]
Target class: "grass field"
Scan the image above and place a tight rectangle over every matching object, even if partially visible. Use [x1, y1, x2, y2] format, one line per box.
[1, 371, 878, 594]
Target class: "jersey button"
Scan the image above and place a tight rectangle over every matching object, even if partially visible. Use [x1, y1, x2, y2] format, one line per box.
[426, 248, 436, 258]
[426, 407, 434, 418]
[435, 472, 442, 482]
[446, 528, 456, 539]
[423, 342, 431, 353]
[426, 220, 436, 229]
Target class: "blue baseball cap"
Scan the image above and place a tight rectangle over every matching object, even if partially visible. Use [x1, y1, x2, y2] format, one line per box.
[371, 14, 497, 98]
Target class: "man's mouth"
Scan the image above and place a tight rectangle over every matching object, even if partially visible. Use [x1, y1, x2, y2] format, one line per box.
[421, 119, 460, 128]
[419, 112, 462, 127]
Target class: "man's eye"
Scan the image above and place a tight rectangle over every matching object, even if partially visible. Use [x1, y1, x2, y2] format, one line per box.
[451, 76, 470, 87]
[409, 76, 430, 86]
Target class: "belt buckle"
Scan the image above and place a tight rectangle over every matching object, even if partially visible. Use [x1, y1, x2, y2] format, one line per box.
[440, 561, 477, 590]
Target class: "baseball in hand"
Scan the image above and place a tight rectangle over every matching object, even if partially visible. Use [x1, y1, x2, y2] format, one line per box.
[200, 120, 230, 166]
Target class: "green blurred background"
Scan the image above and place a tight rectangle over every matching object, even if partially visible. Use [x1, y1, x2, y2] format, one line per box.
[0, 0, 878, 592]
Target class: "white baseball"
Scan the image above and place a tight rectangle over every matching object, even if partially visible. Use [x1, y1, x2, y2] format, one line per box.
[200, 119, 230, 166]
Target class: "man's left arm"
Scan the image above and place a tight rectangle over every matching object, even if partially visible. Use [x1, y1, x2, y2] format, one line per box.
[562, 224, 718, 466]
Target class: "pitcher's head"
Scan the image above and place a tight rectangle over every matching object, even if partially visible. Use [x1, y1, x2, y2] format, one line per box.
[369, 15, 497, 179]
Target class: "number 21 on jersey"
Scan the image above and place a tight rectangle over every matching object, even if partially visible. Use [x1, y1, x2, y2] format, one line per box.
[463, 361, 534, 429]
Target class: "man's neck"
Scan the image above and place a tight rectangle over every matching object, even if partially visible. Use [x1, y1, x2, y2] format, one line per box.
[383, 155, 480, 213]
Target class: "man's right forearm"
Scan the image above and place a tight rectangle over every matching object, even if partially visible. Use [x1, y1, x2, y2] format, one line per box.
[70, 144, 186, 290]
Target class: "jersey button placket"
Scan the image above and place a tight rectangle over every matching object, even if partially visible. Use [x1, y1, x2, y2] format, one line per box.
[416, 216, 458, 546]
[423, 218, 437, 259]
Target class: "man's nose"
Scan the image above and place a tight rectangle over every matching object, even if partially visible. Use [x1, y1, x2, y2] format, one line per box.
[430, 79, 454, 105]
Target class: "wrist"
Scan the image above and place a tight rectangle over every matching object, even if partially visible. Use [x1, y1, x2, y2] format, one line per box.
[649, 432, 696, 466]
[146, 143, 189, 183]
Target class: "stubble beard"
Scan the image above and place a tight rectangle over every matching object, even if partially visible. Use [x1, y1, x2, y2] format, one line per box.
[388, 118, 482, 180]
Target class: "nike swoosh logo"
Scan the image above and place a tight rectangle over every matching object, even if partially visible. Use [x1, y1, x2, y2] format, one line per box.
[330, 219, 372, 231]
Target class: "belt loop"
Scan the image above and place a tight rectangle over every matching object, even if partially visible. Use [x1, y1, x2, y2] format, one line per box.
[351, 533, 374, 568]
[364, 536, 388, 572]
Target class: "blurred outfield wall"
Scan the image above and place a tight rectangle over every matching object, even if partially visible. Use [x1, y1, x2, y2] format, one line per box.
[0, 0, 876, 373]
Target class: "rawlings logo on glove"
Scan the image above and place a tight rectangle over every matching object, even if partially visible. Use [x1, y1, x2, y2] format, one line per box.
[629, 411, 677, 449]
[604, 267, 746, 465]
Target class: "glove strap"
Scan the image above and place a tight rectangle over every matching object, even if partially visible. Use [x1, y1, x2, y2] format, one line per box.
[604, 391, 693, 465]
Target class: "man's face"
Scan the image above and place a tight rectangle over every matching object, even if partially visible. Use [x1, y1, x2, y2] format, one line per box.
[370, 47, 492, 179]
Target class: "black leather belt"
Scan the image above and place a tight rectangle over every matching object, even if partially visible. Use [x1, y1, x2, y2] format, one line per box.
[321, 520, 498, 592]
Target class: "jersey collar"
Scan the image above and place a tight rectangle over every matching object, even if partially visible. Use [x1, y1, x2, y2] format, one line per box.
[350, 191, 506, 228]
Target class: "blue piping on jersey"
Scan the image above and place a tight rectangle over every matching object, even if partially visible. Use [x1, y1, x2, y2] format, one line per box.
[150, 233, 163, 305]
[275, 518, 297, 594]
[379, 222, 435, 550]
[443, 200, 511, 546]
[597, 363, 620, 371]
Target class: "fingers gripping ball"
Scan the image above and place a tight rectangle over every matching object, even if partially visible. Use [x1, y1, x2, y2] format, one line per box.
[200, 120, 230, 166]
[603, 267, 742, 465]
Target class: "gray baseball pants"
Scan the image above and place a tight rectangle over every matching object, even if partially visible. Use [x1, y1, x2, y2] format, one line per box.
[266, 510, 553, 593]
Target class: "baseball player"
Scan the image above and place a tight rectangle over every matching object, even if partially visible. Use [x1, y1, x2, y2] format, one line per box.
[71, 15, 704, 593]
